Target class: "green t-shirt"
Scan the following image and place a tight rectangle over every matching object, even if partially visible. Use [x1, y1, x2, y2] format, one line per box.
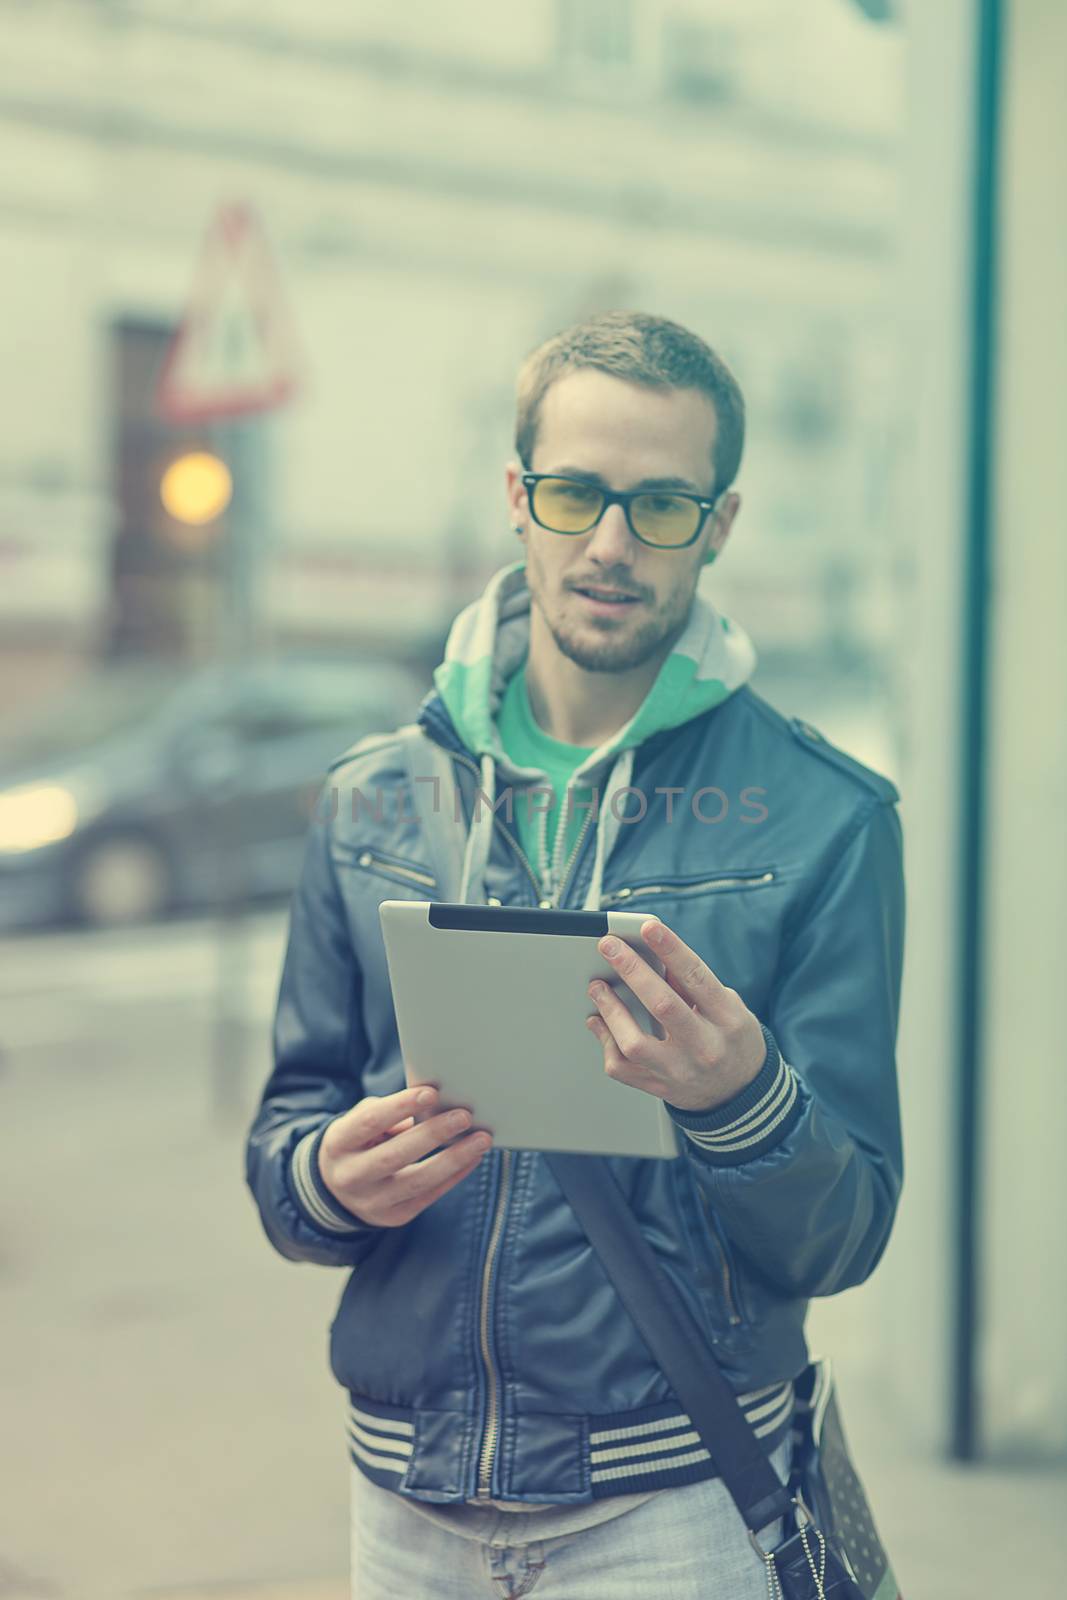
[496, 662, 597, 894]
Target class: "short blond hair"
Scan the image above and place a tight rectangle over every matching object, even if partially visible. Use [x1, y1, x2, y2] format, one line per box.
[515, 310, 744, 496]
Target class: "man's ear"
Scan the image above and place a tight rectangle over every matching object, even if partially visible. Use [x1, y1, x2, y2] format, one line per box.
[704, 490, 740, 564]
[504, 459, 527, 528]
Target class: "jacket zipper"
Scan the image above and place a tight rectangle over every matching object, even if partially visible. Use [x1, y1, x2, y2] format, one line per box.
[430, 739, 594, 1495]
[714, 1232, 744, 1328]
[474, 1147, 513, 1498]
[440, 743, 525, 1497]
[448, 747, 550, 906]
[600, 870, 775, 908]
[353, 849, 437, 891]
[701, 1194, 745, 1327]
[553, 796, 598, 906]
[352, 743, 532, 1494]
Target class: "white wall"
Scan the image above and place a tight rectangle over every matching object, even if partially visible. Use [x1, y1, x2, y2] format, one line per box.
[813, 0, 1067, 1467]
[805, 0, 978, 1459]
[982, 0, 1067, 1461]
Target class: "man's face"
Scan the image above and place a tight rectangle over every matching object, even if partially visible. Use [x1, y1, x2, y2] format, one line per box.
[506, 369, 738, 675]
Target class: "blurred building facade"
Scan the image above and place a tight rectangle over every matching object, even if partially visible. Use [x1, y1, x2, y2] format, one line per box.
[0, 0, 903, 709]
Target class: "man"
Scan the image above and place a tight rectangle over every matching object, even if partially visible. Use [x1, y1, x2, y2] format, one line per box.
[245, 311, 905, 1599]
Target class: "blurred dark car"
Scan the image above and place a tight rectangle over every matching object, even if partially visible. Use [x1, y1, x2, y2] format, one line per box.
[0, 655, 425, 931]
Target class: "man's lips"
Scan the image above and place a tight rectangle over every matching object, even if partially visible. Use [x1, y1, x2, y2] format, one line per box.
[571, 586, 642, 602]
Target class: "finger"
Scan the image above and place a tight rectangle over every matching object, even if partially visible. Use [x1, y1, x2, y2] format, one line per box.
[342, 1086, 438, 1148]
[383, 1130, 492, 1208]
[587, 980, 667, 1064]
[379, 1137, 491, 1221]
[586, 1011, 633, 1078]
[404, 1128, 491, 1180]
[636, 919, 729, 1016]
[363, 1104, 477, 1180]
[594, 937, 702, 1049]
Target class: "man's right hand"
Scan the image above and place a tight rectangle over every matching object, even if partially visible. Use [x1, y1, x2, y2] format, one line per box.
[318, 1086, 493, 1228]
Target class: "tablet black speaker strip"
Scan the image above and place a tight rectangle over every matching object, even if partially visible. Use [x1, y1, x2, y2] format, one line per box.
[427, 905, 609, 936]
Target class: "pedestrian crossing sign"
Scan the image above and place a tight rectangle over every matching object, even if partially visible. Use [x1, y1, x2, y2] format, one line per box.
[156, 202, 301, 423]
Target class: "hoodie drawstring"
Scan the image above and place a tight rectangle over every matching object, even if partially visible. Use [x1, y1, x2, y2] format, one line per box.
[456, 745, 635, 912]
[457, 752, 496, 905]
[582, 746, 634, 912]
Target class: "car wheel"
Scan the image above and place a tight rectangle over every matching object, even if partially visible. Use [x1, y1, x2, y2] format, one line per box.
[68, 833, 174, 928]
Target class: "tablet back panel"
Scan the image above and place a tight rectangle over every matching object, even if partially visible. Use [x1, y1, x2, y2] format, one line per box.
[379, 901, 681, 1159]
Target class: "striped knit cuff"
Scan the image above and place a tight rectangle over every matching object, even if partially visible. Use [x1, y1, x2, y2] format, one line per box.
[288, 1121, 371, 1236]
[665, 1023, 803, 1167]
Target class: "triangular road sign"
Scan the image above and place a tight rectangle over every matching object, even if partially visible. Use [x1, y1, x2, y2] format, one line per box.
[156, 203, 301, 423]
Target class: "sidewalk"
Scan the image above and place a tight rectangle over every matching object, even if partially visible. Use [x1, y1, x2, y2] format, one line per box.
[147, 1587, 345, 1600]
[838, 1390, 1067, 1599]
[148, 1587, 345, 1600]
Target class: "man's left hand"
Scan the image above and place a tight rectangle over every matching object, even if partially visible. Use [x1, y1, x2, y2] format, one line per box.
[585, 918, 767, 1114]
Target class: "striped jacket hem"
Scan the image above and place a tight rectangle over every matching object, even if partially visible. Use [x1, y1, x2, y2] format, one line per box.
[342, 1377, 795, 1504]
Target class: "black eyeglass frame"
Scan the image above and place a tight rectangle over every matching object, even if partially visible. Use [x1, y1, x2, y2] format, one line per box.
[520, 473, 726, 550]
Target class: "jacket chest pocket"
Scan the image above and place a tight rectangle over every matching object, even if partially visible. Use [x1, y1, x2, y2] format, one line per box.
[335, 844, 438, 894]
[599, 867, 777, 908]
[598, 865, 783, 1006]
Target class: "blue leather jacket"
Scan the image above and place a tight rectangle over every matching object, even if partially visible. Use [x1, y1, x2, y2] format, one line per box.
[244, 681, 905, 1509]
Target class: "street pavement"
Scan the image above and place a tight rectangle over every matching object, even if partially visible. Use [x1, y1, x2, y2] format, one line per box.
[0, 912, 1063, 1599]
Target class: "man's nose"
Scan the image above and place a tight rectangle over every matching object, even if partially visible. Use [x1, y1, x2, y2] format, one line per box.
[584, 502, 635, 565]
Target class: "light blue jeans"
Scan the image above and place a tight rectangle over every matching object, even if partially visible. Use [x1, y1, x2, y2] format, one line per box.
[349, 1432, 792, 1599]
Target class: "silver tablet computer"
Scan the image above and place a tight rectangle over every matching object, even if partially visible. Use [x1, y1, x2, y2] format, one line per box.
[378, 900, 681, 1160]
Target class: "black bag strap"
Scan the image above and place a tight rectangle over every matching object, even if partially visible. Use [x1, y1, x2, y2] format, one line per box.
[397, 722, 795, 1536]
[543, 1149, 794, 1534]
